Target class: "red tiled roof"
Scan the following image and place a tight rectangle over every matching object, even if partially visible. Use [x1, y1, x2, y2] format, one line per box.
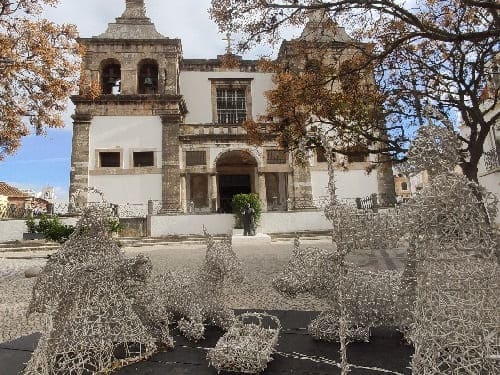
[0, 182, 29, 198]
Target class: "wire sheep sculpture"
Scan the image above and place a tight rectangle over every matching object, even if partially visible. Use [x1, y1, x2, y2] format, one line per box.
[144, 229, 244, 341]
[24, 206, 159, 374]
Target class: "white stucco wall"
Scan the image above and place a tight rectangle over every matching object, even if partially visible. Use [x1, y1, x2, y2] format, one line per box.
[88, 174, 162, 205]
[311, 169, 379, 201]
[88, 116, 163, 205]
[180, 71, 274, 124]
[150, 214, 235, 236]
[0, 217, 78, 242]
[150, 211, 332, 236]
[259, 211, 331, 233]
[89, 116, 162, 169]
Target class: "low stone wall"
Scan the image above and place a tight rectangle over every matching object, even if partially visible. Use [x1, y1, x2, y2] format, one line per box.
[0, 217, 78, 242]
[259, 211, 331, 234]
[149, 211, 332, 237]
[120, 218, 147, 237]
[149, 214, 235, 236]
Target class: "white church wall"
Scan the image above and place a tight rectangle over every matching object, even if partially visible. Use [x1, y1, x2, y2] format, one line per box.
[180, 71, 274, 124]
[89, 116, 162, 169]
[88, 116, 163, 205]
[150, 213, 235, 236]
[259, 211, 331, 233]
[88, 174, 162, 205]
[311, 169, 379, 201]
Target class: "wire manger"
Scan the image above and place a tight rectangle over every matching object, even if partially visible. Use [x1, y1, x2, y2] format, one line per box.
[207, 312, 281, 374]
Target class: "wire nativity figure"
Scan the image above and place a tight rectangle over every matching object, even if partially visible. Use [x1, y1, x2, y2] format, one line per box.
[274, 121, 498, 374]
[24, 204, 162, 374]
[144, 228, 244, 341]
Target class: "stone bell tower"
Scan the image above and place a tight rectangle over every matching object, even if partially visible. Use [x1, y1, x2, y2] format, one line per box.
[70, 0, 186, 211]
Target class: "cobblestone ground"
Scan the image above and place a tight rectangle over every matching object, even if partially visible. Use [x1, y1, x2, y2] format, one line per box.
[0, 239, 406, 344]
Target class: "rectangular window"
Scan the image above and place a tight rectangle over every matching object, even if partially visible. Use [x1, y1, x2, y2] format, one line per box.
[133, 151, 154, 167]
[316, 147, 329, 163]
[216, 88, 246, 124]
[186, 151, 206, 166]
[99, 152, 120, 167]
[348, 154, 367, 163]
[267, 150, 287, 164]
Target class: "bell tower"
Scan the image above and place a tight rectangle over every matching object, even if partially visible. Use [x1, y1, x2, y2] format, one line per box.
[70, 0, 186, 212]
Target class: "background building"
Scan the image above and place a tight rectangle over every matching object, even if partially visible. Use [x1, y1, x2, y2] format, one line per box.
[70, 0, 395, 213]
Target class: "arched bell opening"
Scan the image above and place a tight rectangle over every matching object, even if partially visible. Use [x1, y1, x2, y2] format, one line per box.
[138, 59, 159, 94]
[101, 59, 121, 95]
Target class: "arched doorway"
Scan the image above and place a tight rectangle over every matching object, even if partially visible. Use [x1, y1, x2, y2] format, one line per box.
[216, 150, 258, 213]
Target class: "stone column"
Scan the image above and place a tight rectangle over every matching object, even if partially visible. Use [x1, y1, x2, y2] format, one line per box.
[258, 172, 267, 212]
[180, 173, 187, 213]
[209, 173, 218, 212]
[292, 155, 314, 209]
[286, 172, 295, 211]
[69, 113, 92, 208]
[376, 157, 397, 207]
[161, 114, 181, 213]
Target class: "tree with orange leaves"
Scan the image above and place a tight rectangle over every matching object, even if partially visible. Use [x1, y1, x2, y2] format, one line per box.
[0, 0, 82, 159]
[211, 0, 499, 182]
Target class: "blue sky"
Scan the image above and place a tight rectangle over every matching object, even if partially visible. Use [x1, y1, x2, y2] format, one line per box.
[1, 0, 284, 201]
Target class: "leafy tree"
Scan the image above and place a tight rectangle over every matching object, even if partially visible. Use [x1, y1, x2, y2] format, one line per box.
[0, 0, 82, 159]
[210, 0, 499, 182]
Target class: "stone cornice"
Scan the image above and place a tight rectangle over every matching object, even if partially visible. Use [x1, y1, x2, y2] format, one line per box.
[71, 95, 187, 117]
[71, 94, 184, 105]
[71, 113, 93, 122]
[78, 37, 182, 47]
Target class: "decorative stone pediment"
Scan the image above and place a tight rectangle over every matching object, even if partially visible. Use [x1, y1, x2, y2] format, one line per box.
[96, 0, 166, 40]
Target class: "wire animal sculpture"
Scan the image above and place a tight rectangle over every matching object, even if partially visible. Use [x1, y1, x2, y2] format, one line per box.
[24, 206, 158, 374]
[273, 236, 403, 342]
[146, 229, 244, 341]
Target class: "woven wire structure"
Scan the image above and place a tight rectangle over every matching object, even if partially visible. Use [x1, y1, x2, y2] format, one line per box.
[24, 206, 158, 374]
[408, 173, 499, 374]
[207, 312, 281, 374]
[273, 236, 403, 343]
[146, 229, 244, 341]
[399, 122, 499, 373]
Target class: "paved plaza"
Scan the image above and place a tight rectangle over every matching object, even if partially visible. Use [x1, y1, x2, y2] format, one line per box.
[0, 238, 408, 374]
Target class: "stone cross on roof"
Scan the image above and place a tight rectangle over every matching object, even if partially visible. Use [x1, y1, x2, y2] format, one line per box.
[223, 31, 234, 55]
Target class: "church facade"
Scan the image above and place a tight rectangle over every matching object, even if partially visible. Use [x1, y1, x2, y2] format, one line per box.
[70, 0, 395, 214]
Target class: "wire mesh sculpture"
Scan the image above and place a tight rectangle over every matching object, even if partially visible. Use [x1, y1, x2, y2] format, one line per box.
[408, 173, 499, 374]
[273, 236, 403, 343]
[398, 121, 499, 373]
[207, 312, 281, 374]
[146, 229, 244, 341]
[24, 206, 158, 374]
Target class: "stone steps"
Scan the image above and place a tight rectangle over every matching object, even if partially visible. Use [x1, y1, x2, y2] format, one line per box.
[0, 231, 331, 253]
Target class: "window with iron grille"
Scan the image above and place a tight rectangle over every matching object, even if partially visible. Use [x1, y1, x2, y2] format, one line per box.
[186, 151, 206, 166]
[267, 150, 287, 164]
[216, 88, 246, 124]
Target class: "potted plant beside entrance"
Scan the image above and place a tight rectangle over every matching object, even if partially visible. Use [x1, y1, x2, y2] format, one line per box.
[231, 193, 262, 235]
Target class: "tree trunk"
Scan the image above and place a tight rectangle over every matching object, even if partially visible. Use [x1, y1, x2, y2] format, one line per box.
[459, 161, 479, 184]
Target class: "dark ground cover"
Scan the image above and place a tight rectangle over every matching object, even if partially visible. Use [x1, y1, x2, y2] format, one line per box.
[0, 310, 413, 375]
